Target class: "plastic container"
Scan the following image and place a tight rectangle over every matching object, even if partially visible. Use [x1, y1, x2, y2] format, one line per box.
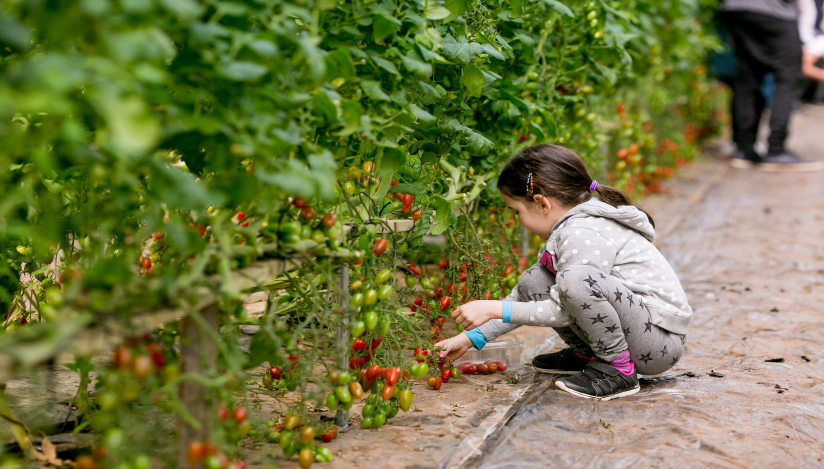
[456, 340, 523, 369]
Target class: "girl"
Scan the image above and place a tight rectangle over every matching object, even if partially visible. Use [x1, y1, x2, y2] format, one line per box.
[436, 144, 691, 400]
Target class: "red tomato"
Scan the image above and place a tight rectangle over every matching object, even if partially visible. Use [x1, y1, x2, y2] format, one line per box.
[501, 266, 513, 277]
[366, 364, 383, 381]
[217, 404, 229, 421]
[440, 296, 451, 310]
[292, 197, 307, 208]
[457, 362, 478, 374]
[187, 442, 205, 465]
[241, 221, 249, 227]
[236, 212, 245, 220]
[300, 206, 315, 220]
[269, 366, 283, 380]
[402, 194, 413, 206]
[427, 376, 442, 390]
[413, 297, 424, 306]
[288, 355, 299, 369]
[233, 407, 247, 423]
[351, 338, 367, 352]
[383, 367, 401, 385]
[320, 426, 338, 442]
[408, 304, 417, 312]
[438, 258, 449, 269]
[381, 383, 396, 400]
[372, 238, 388, 255]
[441, 367, 452, 383]
[488, 363, 499, 373]
[322, 213, 336, 228]
[412, 209, 423, 221]
[370, 336, 383, 350]
[203, 440, 218, 456]
[477, 364, 490, 374]
[499, 364, 507, 371]
[435, 316, 445, 327]
[114, 346, 132, 370]
[407, 263, 422, 276]
[153, 232, 164, 241]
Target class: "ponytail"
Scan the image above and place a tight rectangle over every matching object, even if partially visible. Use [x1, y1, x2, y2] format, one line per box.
[594, 184, 655, 228]
[497, 144, 655, 228]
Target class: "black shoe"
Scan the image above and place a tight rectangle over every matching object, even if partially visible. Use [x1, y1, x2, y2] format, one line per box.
[759, 151, 824, 173]
[729, 149, 761, 169]
[531, 348, 593, 375]
[554, 359, 640, 400]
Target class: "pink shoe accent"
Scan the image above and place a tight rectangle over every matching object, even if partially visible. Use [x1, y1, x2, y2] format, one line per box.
[575, 352, 595, 360]
[609, 350, 635, 376]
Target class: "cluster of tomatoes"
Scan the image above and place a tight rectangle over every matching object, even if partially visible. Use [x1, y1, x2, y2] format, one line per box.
[266, 413, 336, 468]
[112, 336, 171, 382]
[186, 440, 246, 469]
[275, 197, 341, 247]
[138, 232, 167, 273]
[457, 360, 507, 375]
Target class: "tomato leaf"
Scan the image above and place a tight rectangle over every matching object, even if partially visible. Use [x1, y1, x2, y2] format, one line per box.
[361, 80, 390, 101]
[461, 64, 484, 98]
[247, 330, 284, 369]
[337, 100, 363, 136]
[409, 104, 437, 127]
[402, 51, 433, 78]
[390, 181, 428, 195]
[538, 0, 574, 18]
[430, 196, 456, 235]
[377, 147, 407, 174]
[424, 2, 451, 20]
[373, 14, 401, 43]
[217, 61, 268, 81]
[443, 0, 466, 22]
[442, 34, 484, 64]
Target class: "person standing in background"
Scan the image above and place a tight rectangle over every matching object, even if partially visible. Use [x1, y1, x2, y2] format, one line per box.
[720, 0, 824, 171]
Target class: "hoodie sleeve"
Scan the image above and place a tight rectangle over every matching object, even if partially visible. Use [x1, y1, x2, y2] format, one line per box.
[468, 285, 524, 349]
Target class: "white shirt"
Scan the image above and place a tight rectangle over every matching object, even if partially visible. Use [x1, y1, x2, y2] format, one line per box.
[806, 36, 824, 57]
[798, 0, 820, 45]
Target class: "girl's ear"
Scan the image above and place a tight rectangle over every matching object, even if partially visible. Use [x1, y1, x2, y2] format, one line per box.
[533, 194, 552, 214]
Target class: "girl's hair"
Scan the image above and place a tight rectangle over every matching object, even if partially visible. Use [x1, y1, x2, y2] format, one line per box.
[497, 144, 655, 227]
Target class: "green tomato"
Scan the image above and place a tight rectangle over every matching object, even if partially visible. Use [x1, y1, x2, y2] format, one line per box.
[205, 456, 222, 469]
[376, 315, 391, 336]
[267, 431, 280, 443]
[300, 224, 312, 240]
[378, 284, 394, 300]
[326, 393, 339, 411]
[317, 447, 334, 462]
[364, 311, 379, 331]
[364, 289, 378, 306]
[507, 276, 518, 288]
[279, 431, 293, 450]
[286, 381, 297, 391]
[373, 412, 387, 429]
[311, 229, 326, 244]
[405, 275, 416, 289]
[420, 277, 432, 289]
[351, 320, 366, 337]
[279, 222, 302, 244]
[589, 18, 599, 28]
[387, 404, 399, 419]
[491, 290, 500, 299]
[362, 417, 374, 429]
[456, 324, 464, 333]
[338, 371, 352, 383]
[350, 292, 364, 308]
[340, 398, 354, 410]
[133, 455, 150, 469]
[366, 393, 379, 406]
[587, 10, 597, 20]
[375, 269, 392, 284]
[362, 404, 375, 418]
[335, 385, 352, 403]
[284, 439, 300, 459]
[409, 362, 429, 378]
[343, 181, 356, 195]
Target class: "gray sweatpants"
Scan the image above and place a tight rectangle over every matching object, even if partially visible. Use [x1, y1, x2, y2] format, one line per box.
[481, 263, 685, 375]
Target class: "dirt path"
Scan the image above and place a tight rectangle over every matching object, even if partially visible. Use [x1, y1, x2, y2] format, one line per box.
[466, 106, 824, 468]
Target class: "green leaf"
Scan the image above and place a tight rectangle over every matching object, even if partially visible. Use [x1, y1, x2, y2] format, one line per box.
[361, 80, 390, 101]
[425, 2, 451, 20]
[247, 330, 283, 369]
[590, 58, 617, 85]
[409, 104, 437, 127]
[444, 0, 466, 22]
[377, 147, 407, 174]
[337, 100, 363, 136]
[402, 51, 433, 78]
[156, 0, 203, 18]
[481, 44, 504, 61]
[373, 15, 402, 43]
[327, 48, 355, 79]
[461, 64, 484, 98]
[217, 61, 269, 81]
[390, 181, 428, 195]
[417, 81, 442, 105]
[442, 34, 484, 64]
[538, 0, 574, 17]
[430, 196, 456, 235]
[372, 56, 400, 75]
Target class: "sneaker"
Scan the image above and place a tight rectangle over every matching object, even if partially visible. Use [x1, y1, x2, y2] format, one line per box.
[728, 149, 761, 169]
[759, 152, 824, 173]
[554, 359, 640, 400]
[531, 348, 593, 375]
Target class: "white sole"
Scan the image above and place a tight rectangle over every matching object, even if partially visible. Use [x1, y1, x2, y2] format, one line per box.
[555, 380, 640, 401]
[728, 159, 756, 169]
[534, 368, 581, 375]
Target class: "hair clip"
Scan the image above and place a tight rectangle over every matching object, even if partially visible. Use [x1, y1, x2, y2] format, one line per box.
[526, 172, 534, 194]
[589, 180, 598, 191]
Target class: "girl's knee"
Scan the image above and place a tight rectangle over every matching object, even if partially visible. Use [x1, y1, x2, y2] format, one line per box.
[557, 265, 603, 289]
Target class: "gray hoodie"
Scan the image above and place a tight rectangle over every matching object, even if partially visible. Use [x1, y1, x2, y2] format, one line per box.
[472, 199, 692, 347]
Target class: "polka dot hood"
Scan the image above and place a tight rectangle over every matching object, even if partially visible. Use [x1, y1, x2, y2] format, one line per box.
[540, 198, 692, 334]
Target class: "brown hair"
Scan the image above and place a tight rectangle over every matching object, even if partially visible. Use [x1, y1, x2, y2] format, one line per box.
[496, 144, 654, 227]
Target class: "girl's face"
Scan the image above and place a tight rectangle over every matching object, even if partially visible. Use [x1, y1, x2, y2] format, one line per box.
[501, 193, 569, 241]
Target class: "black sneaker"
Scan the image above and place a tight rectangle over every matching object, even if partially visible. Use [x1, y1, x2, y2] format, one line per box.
[729, 149, 761, 169]
[532, 348, 593, 375]
[759, 151, 824, 173]
[554, 359, 640, 400]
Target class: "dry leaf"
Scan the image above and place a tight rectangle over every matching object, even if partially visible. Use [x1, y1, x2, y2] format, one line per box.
[34, 435, 63, 466]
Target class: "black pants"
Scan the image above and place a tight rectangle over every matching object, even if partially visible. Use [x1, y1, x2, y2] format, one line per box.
[721, 11, 802, 155]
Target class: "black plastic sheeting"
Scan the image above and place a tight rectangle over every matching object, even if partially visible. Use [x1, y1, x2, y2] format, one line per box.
[466, 165, 824, 468]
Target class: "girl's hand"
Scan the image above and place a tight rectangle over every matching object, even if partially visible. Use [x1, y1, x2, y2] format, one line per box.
[451, 300, 502, 331]
[435, 333, 473, 361]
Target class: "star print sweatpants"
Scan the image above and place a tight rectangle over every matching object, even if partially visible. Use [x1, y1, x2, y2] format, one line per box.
[554, 265, 685, 375]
